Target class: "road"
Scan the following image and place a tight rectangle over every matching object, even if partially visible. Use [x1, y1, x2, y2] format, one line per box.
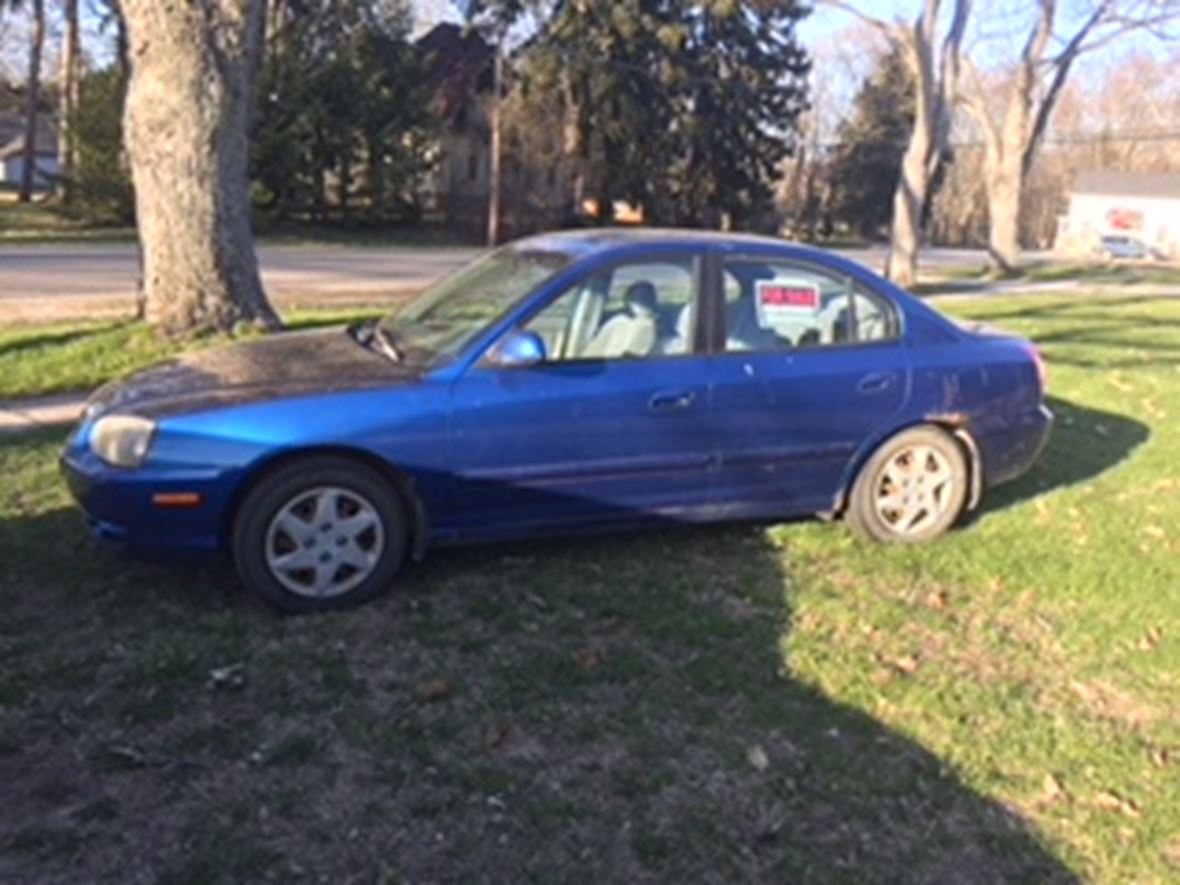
[0, 242, 992, 322]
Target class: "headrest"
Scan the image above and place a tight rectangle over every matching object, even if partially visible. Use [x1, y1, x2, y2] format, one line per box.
[624, 281, 658, 315]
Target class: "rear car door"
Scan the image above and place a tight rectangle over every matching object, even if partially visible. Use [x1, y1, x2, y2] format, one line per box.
[443, 252, 713, 537]
[708, 252, 910, 513]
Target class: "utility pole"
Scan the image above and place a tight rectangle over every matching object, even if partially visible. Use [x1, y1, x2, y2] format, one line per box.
[486, 42, 503, 247]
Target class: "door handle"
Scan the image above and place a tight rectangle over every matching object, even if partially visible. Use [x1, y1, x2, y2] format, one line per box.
[649, 389, 696, 412]
[857, 372, 896, 395]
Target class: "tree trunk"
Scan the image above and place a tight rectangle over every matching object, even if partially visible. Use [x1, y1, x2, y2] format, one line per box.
[18, 0, 46, 204]
[486, 45, 503, 247]
[121, 0, 279, 335]
[882, 0, 969, 289]
[59, 0, 81, 204]
[885, 139, 927, 288]
[985, 153, 1023, 274]
[885, 7, 936, 289]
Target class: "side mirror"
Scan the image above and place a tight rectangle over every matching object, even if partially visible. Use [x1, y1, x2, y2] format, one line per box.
[491, 329, 547, 367]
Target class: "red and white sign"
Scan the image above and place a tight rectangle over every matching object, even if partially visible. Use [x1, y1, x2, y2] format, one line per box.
[756, 280, 819, 328]
[1106, 208, 1144, 231]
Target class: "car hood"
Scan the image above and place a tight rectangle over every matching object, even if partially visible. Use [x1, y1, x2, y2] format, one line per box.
[85, 326, 422, 419]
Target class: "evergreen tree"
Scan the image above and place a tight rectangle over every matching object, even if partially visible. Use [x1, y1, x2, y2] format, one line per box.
[475, 0, 810, 229]
[252, 0, 433, 225]
[826, 45, 915, 241]
[668, 1, 810, 227]
[65, 65, 134, 224]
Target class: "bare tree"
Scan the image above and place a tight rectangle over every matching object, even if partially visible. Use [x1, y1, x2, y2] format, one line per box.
[58, 0, 79, 201]
[820, 0, 971, 287]
[960, 0, 1180, 273]
[12, 0, 46, 203]
[120, 0, 279, 335]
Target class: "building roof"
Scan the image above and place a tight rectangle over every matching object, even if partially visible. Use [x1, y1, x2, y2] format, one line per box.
[0, 113, 58, 160]
[416, 23, 494, 129]
[1073, 171, 1180, 200]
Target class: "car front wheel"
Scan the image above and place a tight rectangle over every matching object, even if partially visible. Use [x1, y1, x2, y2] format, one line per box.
[232, 457, 408, 613]
[845, 426, 969, 543]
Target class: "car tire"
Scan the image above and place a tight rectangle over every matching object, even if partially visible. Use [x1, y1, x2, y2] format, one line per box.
[845, 425, 969, 543]
[232, 456, 408, 613]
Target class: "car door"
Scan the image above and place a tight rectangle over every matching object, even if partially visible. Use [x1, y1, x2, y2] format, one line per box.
[708, 252, 910, 513]
[442, 252, 712, 537]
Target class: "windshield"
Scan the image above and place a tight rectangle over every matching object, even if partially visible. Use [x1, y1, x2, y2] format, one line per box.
[378, 247, 572, 363]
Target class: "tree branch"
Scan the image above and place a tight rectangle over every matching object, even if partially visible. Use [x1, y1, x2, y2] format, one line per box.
[957, 53, 1000, 154]
[813, 0, 899, 41]
[1022, 1, 1112, 175]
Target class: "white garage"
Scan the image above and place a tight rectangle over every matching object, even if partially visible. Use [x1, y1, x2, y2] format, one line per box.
[1054, 171, 1180, 261]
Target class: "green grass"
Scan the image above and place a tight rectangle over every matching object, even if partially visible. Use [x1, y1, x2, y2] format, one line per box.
[0, 199, 476, 248]
[920, 260, 1180, 290]
[0, 309, 385, 400]
[0, 199, 136, 244]
[1023, 262, 1180, 286]
[2, 292, 1179, 880]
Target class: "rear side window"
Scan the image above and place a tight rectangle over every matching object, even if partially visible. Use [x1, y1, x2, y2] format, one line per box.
[722, 258, 899, 353]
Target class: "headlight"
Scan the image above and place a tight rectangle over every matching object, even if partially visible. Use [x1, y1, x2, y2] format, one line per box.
[90, 415, 156, 468]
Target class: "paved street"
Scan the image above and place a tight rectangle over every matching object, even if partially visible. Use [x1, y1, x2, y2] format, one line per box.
[0, 243, 484, 320]
[0, 241, 993, 322]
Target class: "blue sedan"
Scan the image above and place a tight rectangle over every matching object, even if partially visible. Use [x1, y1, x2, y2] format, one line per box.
[62, 230, 1052, 612]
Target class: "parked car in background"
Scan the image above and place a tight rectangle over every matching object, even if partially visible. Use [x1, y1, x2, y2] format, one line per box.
[62, 230, 1052, 612]
[1092, 234, 1151, 261]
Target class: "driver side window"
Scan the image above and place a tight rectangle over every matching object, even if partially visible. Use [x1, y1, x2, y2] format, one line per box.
[522, 257, 700, 362]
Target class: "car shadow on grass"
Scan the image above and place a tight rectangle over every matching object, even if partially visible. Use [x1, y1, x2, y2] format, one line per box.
[971, 394, 1149, 520]
[0, 434, 1079, 881]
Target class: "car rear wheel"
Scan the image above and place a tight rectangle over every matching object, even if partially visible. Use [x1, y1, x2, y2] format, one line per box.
[232, 457, 408, 613]
[845, 426, 968, 543]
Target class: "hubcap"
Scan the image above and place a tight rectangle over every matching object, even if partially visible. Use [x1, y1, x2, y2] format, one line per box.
[264, 486, 384, 599]
[874, 444, 956, 536]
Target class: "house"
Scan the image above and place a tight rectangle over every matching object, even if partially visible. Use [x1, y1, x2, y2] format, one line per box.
[417, 23, 495, 233]
[416, 23, 575, 238]
[1054, 171, 1180, 260]
[0, 113, 59, 192]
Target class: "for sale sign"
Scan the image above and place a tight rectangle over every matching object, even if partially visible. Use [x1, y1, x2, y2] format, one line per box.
[756, 280, 819, 329]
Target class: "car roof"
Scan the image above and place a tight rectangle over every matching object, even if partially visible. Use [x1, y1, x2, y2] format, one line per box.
[512, 227, 820, 258]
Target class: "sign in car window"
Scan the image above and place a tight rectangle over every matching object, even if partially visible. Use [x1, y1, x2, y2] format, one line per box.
[755, 280, 820, 332]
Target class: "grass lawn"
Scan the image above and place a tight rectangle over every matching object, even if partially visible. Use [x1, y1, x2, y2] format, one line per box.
[925, 260, 1180, 290]
[1, 292, 1178, 881]
[0, 199, 136, 244]
[0, 310, 385, 401]
[0, 198, 475, 249]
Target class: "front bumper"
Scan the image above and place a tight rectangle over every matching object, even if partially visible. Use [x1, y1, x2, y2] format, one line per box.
[60, 445, 233, 561]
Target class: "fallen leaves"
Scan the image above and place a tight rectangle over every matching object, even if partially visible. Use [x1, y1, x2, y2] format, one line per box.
[923, 589, 948, 611]
[1041, 773, 1066, 803]
[1091, 790, 1141, 819]
[887, 653, 920, 676]
[1149, 745, 1173, 768]
[747, 745, 769, 772]
[416, 678, 454, 702]
[1136, 626, 1163, 652]
[207, 663, 245, 690]
[574, 646, 606, 671]
[484, 720, 511, 750]
[1067, 678, 1158, 727]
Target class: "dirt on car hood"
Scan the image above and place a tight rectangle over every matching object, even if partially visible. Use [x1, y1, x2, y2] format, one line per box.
[84, 326, 421, 419]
